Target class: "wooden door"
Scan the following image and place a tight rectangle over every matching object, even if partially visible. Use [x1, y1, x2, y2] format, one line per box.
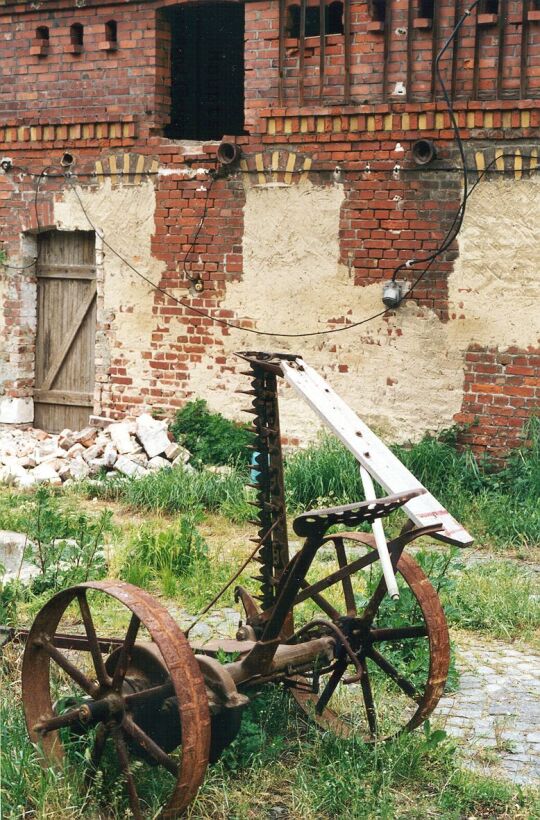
[34, 230, 96, 432]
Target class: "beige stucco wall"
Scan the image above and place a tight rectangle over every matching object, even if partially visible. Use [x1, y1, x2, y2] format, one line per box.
[187, 177, 540, 445]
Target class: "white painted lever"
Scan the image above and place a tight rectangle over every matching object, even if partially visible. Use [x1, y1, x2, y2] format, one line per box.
[360, 466, 400, 600]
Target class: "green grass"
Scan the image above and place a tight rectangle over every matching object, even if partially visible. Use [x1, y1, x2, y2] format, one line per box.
[68, 418, 540, 550]
[445, 560, 540, 645]
[3, 675, 537, 820]
[77, 466, 253, 522]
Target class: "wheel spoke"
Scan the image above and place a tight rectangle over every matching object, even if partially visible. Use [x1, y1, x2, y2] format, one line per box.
[361, 575, 388, 625]
[334, 537, 357, 616]
[112, 725, 143, 820]
[316, 657, 348, 715]
[367, 647, 420, 702]
[359, 660, 377, 736]
[40, 637, 98, 697]
[33, 706, 83, 736]
[369, 625, 428, 642]
[123, 716, 178, 776]
[111, 614, 140, 692]
[90, 723, 109, 771]
[77, 591, 111, 687]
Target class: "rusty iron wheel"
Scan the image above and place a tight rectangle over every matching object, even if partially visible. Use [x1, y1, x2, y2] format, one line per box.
[22, 580, 211, 819]
[290, 532, 450, 740]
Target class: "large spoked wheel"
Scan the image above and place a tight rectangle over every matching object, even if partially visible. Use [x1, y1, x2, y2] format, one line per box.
[22, 581, 211, 819]
[290, 532, 450, 740]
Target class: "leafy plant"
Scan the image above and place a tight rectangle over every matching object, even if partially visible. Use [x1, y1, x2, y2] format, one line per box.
[170, 399, 253, 466]
[120, 512, 208, 593]
[24, 488, 113, 594]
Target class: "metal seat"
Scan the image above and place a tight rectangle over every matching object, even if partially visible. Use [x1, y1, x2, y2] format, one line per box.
[292, 488, 424, 538]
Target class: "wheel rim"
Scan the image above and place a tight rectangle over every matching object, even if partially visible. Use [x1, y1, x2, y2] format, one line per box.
[290, 532, 450, 740]
[22, 580, 211, 819]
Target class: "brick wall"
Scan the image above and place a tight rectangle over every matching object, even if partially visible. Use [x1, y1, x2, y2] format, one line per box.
[0, 0, 539, 457]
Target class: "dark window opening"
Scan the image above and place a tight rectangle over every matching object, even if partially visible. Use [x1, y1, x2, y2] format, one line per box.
[418, 0, 434, 18]
[164, 4, 244, 142]
[480, 0, 498, 12]
[36, 26, 49, 41]
[105, 20, 118, 44]
[70, 23, 84, 46]
[370, 1, 386, 23]
[286, 2, 344, 37]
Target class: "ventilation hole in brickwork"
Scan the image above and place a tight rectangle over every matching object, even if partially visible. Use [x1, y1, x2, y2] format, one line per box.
[418, 0, 434, 17]
[286, 1, 344, 37]
[481, 0, 499, 12]
[370, 0, 386, 23]
[36, 26, 49, 41]
[70, 23, 84, 46]
[105, 20, 117, 44]
[162, 4, 245, 141]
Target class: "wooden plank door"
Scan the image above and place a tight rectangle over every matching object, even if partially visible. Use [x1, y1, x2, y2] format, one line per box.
[34, 230, 96, 432]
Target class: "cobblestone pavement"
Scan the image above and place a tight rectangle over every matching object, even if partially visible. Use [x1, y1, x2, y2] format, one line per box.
[435, 633, 540, 786]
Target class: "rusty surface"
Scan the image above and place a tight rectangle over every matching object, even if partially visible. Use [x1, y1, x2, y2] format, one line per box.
[291, 530, 450, 739]
[22, 580, 211, 819]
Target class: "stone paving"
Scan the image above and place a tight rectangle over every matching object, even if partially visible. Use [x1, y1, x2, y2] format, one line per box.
[434, 633, 540, 786]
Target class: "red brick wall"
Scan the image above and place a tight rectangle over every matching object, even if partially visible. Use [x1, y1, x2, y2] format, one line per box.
[1, 0, 539, 458]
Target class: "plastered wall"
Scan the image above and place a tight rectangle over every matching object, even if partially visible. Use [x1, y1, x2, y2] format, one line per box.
[185, 177, 540, 446]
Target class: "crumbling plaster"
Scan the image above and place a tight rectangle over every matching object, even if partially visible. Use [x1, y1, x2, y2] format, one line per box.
[186, 178, 540, 445]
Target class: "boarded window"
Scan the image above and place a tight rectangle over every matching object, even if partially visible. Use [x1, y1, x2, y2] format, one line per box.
[163, 3, 245, 141]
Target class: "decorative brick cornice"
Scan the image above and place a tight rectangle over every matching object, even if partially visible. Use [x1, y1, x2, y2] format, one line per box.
[0, 119, 138, 149]
[260, 101, 540, 138]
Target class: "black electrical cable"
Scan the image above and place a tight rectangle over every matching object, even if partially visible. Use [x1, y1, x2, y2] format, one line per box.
[178, 170, 216, 286]
[391, 0, 483, 283]
[66, 173, 390, 337]
[65, 148, 517, 338]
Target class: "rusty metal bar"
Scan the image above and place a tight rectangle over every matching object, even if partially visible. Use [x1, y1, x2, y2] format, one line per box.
[520, 0, 529, 99]
[278, 0, 286, 105]
[299, 0, 306, 105]
[319, 0, 326, 100]
[496, 0, 507, 98]
[431, 0, 440, 100]
[343, 0, 351, 103]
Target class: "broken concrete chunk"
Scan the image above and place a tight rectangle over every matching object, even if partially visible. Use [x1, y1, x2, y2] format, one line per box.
[74, 427, 98, 448]
[58, 462, 72, 481]
[82, 443, 105, 464]
[58, 429, 76, 450]
[103, 443, 118, 468]
[164, 441, 190, 462]
[69, 457, 91, 480]
[108, 422, 136, 454]
[66, 442, 85, 458]
[136, 414, 170, 459]
[114, 455, 148, 478]
[32, 462, 62, 485]
[130, 452, 149, 468]
[147, 456, 172, 471]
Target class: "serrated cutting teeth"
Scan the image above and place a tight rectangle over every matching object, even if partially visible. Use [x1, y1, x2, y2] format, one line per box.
[235, 389, 257, 396]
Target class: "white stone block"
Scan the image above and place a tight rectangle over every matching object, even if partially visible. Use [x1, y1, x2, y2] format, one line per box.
[136, 413, 170, 459]
[147, 456, 172, 471]
[108, 422, 137, 454]
[164, 441, 190, 462]
[114, 455, 148, 478]
[32, 462, 62, 485]
[69, 457, 91, 480]
[0, 397, 34, 425]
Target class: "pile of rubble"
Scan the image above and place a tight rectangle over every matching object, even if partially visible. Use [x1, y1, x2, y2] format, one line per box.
[0, 414, 191, 488]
